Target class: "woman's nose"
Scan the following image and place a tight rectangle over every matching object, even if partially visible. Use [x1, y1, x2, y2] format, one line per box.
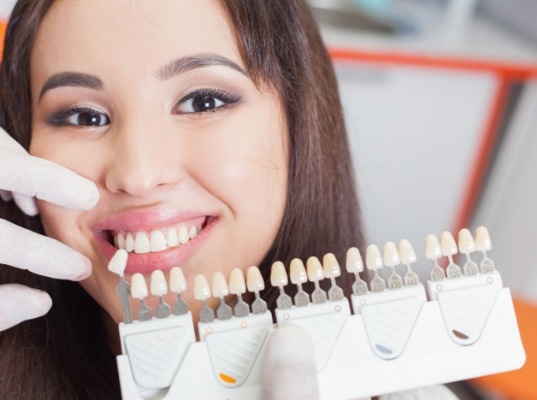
[104, 123, 183, 198]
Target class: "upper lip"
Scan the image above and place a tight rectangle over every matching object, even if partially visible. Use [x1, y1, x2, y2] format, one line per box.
[91, 208, 213, 234]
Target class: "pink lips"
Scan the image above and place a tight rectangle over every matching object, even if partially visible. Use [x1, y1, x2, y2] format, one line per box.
[92, 209, 215, 274]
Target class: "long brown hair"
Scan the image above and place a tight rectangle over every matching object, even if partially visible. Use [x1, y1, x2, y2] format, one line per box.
[0, 0, 363, 398]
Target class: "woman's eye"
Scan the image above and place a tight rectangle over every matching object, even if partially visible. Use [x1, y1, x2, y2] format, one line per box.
[175, 90, 240, 115]
[47, 107, 110, 128]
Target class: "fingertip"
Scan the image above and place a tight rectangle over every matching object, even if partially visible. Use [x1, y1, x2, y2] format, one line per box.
[71, 179, 100, 210]
[31, 289, 53, 314]
[13, 192, 39, 216]
[71, 256, 93, 281]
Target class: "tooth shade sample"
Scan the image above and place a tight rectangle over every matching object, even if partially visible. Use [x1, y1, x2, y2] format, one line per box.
[346, 247, 364, 273]
[212, 272, 229, 298]
[383, 242, 400, 267]
[398, 240, 417, 264]
[170, 267, 186, 293]
[440, 231, 458, 256]
[131, 273, 149, 299]
[425, 234, 442, 259]
[323, 253, 341, 278]
[475, 226, 492, 251]
[458, 229, 476, 254]
[247, 266, 265, 292]
[306, 256, 325, 282]
[149, 230, 167, 252]
[194, 274, 211, 300]
[108, 249, 128, 276]
[150, 270, 168, 296]
[229, 268, 246, 295]
[134, 232, 150, 254]
[366, 244, 383, 271]
[290, 258, 307, 284]
[270, 261, 288, 287]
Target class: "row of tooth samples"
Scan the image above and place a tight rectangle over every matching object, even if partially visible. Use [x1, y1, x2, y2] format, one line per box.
[114, 225, 200, 254]
[118, 227, 494, 322]
[195, 267, 268, 323]
[426, 227, 494, 281]
[271, 240, 421, 310]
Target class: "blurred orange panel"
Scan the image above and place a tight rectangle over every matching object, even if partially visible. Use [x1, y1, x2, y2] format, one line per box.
[472, 298, 537, 399]
[0, 20, 6, 58]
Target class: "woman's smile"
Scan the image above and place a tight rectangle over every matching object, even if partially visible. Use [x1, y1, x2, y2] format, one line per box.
[29, 0, 288, 325]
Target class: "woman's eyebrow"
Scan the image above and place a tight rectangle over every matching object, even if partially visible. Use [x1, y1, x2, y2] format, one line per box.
[157, 53, 246, 80]
[39, 72, 103, 102]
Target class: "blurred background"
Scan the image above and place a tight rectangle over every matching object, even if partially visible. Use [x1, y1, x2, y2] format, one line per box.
[1, 0, 536, 399]
[311, 1, 537, 398]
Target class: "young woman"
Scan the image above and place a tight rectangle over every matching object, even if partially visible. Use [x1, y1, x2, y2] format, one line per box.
[0, 0, 362, 398]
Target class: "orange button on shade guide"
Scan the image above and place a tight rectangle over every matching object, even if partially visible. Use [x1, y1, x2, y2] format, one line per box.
[472, 298, 537, 399]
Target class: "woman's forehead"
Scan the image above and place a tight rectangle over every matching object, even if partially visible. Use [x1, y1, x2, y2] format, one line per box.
[31, 0, 243, 81]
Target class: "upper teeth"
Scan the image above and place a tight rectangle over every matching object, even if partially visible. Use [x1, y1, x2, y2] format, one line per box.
[114, 225, 200, 254]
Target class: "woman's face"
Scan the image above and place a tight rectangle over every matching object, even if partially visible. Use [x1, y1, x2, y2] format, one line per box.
[29, 0, 288, 326]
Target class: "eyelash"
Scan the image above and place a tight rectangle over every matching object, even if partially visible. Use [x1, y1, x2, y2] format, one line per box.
[46, 105, 110, 129]
[173, 88, 241, 115]
[45, 89, 240, 128]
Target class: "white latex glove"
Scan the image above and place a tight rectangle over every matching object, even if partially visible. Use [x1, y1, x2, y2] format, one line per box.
[0, 127, 99, 331]
[261, 324, 320, 400]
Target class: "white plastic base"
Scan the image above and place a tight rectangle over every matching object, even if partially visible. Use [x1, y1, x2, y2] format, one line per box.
[117, 280, 525, 400]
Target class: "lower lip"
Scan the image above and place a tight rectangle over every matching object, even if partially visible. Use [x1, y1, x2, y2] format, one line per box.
[96, 218, 216, 275]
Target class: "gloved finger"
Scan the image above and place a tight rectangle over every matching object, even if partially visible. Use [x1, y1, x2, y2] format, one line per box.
[0, 284, 52, 331]
[261, 324, 319, 400]
[12, 192, 39, 216]
[0, 150, 99, 211]
[0, 219, 91, 280]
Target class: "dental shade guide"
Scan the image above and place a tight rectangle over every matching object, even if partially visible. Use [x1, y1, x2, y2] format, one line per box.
[111, 227, 526, 400]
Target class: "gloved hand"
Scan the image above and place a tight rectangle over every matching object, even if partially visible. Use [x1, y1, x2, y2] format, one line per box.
[0, 127, 99, 331]
[261, 324, 320, 400]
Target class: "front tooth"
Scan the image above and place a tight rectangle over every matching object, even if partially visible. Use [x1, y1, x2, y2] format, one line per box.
[117, 232, 126, 250]
[188, 226, 197, 239]
[150, 230, 167, 252]
[179, 226, 189, 244]
[125, 233, 135, 252]
[134, 232, 150, 254]
[166, 228, 179, 247]
[151, 270, 168, 296]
